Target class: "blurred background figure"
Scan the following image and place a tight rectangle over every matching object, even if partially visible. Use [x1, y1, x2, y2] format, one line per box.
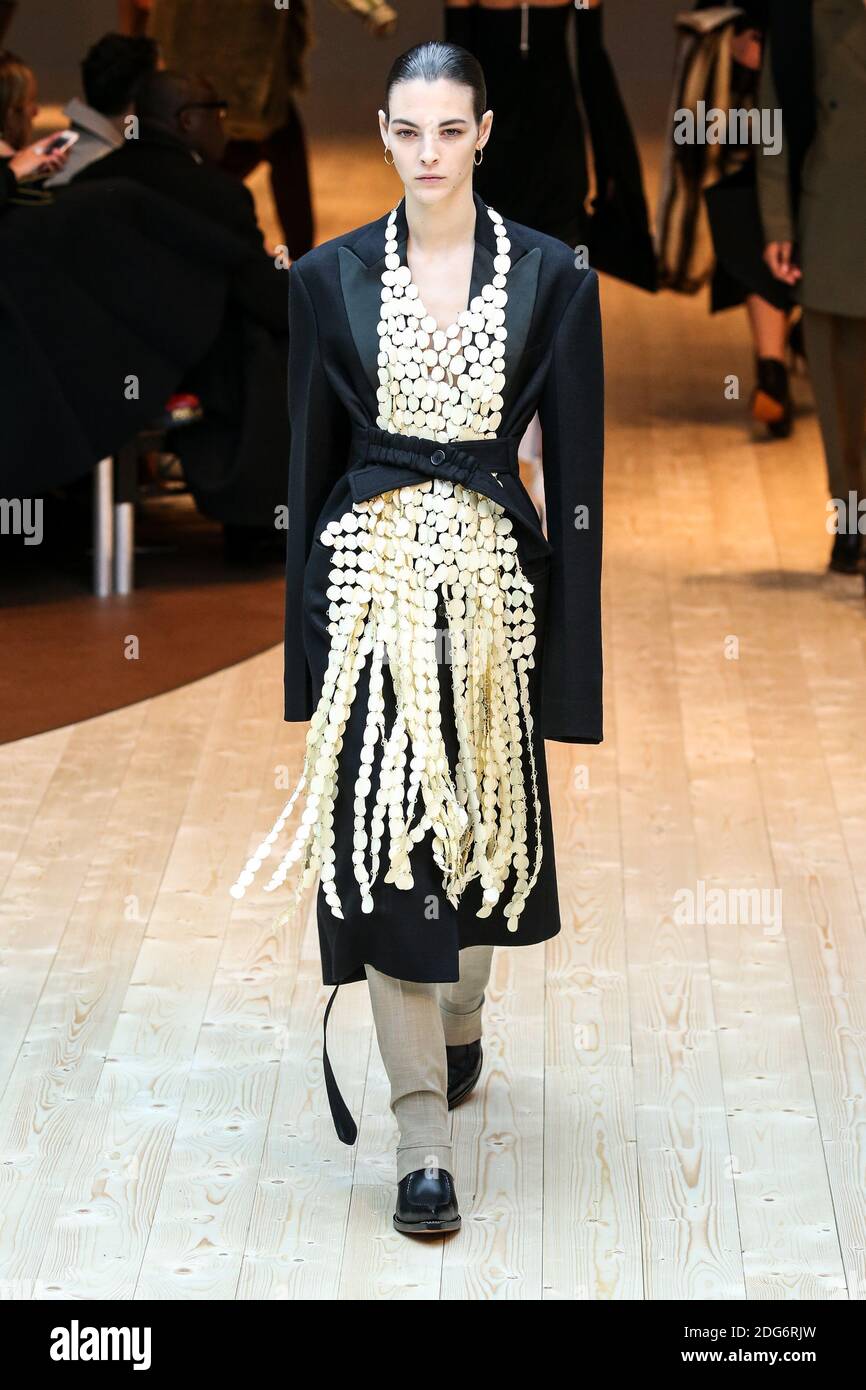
[0, 0, 14, 44]
[0, 47, 72, 204]
[758, 0, 866, 576]
[74, 67, 290, 558]
[444, 0, 656, 291]
[73, 65, 285, 322]
[657, 0, 798, 439]
[443, 0, 656, 523]
[118, 0, 315, 259]
[45, 31, 160, 186]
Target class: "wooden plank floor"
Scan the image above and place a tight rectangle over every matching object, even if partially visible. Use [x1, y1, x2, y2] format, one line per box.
[1, 141, 865, 1300]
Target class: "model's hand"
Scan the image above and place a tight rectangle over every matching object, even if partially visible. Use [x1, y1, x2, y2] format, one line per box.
[9, 140, 70, 183]
[764, 241, 802, 285]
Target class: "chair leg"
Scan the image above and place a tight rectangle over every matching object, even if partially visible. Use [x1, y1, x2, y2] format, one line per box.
[93, 457, 114, 596]
[114, 444, 137, 595]
[114, 501, 134, 595]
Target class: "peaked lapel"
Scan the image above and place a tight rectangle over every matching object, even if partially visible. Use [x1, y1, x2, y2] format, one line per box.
[338, 188, 541, 418]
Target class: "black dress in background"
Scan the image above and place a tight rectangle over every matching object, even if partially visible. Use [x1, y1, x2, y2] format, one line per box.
[444, 2, 657, 291]
[445, 3, 589, 248]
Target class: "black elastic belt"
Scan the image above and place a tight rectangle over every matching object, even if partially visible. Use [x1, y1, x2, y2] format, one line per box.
[346, 423, 519, 505]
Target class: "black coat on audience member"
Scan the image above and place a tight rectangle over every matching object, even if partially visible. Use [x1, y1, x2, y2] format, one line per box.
[70, 126, 290, 526]
[74, 125, 285, 334]
[0, 179, 248, 493]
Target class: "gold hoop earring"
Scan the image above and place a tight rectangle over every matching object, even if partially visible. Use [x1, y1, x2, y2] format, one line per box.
[383, 147, 394, 166]
[474, 146, 484, 166]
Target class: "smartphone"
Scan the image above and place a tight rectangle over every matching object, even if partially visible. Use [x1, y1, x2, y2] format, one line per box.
[40, 130, 80, 155]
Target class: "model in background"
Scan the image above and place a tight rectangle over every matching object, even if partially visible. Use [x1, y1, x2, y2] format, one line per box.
[759, 0, 866, 577]
[72, 67, 291, 550]
[444, 0, 656, 291]
[230, 40, 604, 1235]
[657, 2, 797, 438]
[120, 0, 398, 261]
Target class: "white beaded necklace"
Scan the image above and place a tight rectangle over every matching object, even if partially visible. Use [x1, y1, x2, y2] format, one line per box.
[376, 202, 512, 442]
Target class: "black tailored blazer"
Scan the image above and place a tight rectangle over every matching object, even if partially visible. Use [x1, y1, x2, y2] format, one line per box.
[283, 188, 605, 745]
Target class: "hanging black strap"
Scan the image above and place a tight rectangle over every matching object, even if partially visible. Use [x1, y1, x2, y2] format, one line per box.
[322, 983, 358, 1146]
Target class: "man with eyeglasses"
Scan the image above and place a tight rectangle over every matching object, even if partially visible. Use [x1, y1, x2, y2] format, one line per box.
[74, 67, 290, 558]
[117, 0, 396, 260]
[75, 70, 275, 266]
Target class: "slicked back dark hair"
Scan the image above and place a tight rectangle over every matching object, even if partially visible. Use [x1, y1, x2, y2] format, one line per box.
[384, 41, 486, 126]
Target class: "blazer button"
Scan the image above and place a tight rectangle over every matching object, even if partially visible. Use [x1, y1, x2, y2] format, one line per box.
[430, 449, 446, 465]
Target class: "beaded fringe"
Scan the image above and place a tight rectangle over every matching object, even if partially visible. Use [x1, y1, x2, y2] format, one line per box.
[230, 477, 543, 928]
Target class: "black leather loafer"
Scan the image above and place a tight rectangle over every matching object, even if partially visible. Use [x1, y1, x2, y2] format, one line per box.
[829, 532, 863, 574]
[393, 1168, 461, 1235]
[446, 1039, 483, 1109]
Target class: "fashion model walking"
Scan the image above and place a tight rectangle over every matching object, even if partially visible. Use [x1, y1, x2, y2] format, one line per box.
[231, 40, 605, 1235]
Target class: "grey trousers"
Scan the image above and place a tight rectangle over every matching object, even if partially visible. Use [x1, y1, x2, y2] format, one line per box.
[364, 944, 495, 1183]
[803, 308, 866, 509]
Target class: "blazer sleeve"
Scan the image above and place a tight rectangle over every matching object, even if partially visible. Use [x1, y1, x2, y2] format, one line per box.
[536, 268, 605, 745]
[283, 263, 352, 722]
[755, 38, 795, 246]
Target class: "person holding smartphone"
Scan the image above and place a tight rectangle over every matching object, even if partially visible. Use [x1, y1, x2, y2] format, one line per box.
[0, 49, 71, 205]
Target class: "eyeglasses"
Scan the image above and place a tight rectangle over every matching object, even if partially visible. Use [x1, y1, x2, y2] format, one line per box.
[175, 100, 229, 117]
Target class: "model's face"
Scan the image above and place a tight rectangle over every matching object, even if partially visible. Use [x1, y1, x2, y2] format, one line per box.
[379, 77, 492, 203]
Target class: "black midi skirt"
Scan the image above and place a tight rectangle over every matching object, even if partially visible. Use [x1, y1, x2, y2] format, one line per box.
[704, 166, 794, 314]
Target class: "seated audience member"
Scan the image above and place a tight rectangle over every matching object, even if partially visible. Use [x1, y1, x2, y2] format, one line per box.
[72, 68, 289, 559]
[74, 68, 284, 331]
[0, 175, 258, 494]
[45, 32, 161, 187]
[0, 48, 71, 200]
[1, 141, 68, 210]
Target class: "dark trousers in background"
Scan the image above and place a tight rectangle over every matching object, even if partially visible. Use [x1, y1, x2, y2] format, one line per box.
[221, 100, 314, 261]
[804, 309, 866, 513]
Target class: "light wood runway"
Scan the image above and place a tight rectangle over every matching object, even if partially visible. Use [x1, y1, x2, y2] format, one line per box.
[1, 141, 865, 1300]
